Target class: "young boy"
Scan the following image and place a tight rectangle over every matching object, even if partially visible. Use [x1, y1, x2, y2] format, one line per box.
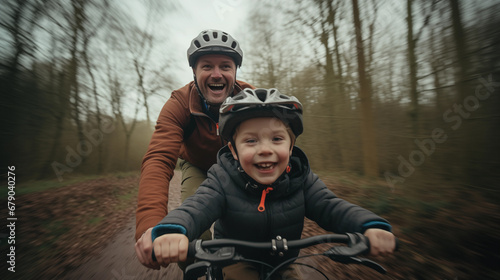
[151, 88, 396, 279]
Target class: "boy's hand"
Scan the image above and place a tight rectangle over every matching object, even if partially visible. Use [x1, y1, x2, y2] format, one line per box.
[153, 233, 189, 267]
[364, 228, 396, 256]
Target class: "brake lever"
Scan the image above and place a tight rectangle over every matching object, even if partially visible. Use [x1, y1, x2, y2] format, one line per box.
[192, 240, 236, 262]
[356, 257, 387, 274]
[323, 233, 387, 274]
[324, 233, 369, 257]
[184, 261, 211, 280]
[327, 255, 386, 274]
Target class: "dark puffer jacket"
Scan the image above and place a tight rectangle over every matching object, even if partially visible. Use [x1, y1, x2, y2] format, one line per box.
[152, 146, 391, 266]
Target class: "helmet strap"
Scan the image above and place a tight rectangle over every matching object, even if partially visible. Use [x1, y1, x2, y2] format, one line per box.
[193, 69, 238, 121]
[193, 73, 216, 119]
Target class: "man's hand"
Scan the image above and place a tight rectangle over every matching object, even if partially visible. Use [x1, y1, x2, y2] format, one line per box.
[135, 227, 160, 269]
[364, 228, 396, 256]
[153, 233, 189, 267]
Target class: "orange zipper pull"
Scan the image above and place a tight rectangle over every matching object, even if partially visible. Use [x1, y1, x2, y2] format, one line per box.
[258, 187, 273, 212]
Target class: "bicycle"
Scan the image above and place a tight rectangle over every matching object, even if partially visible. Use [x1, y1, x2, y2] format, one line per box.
[183, 232, 395, 280]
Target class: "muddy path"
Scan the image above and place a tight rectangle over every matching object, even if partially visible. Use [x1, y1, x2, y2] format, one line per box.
[64, 170, 392, 280]
[66, 218, 183, 280]
[66, 171, 184, 280]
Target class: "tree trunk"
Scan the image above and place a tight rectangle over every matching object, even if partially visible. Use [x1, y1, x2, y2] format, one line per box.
[352, 0, 379, 177]
[83, 34, 104, 174]
[68, 0, 87, 164]
[407, 0, 419, 136]
[449, 0, 475, 184]
[449, 0, 469, 101]
[40, 71, 70, 179]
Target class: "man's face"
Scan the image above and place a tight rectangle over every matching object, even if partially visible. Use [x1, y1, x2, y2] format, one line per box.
[228, 117, 293, 185]
[193, 54, 236, 105]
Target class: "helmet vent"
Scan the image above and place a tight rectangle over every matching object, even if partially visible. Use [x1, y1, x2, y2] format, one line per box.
[222, 35, 228, 42]
[231, 41, 237, 49]
[203, 34, 210, 41]
[213, 32, 218, 38]
[194, 40, 201, 48]
[256, 90, 267, 102]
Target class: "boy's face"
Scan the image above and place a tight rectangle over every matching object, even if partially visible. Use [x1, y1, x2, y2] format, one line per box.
[228, 117, 293, 185]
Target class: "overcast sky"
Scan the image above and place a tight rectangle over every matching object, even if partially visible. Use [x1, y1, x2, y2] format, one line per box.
[156, 0, 253, 84]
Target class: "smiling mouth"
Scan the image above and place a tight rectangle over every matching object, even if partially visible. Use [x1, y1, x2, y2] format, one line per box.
[208, 83, 225, 91]
[256, 163, 276, 170]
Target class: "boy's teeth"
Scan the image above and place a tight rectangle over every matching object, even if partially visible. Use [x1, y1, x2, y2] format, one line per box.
[258, 163, 273, 169]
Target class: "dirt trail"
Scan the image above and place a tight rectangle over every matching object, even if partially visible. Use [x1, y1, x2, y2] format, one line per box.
[64, 171, 391, 280]
[66, 171, 184, 280]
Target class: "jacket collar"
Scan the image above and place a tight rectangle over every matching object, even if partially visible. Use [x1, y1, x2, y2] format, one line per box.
[188, 81, 205, 115]
[188, 80, 245, 116]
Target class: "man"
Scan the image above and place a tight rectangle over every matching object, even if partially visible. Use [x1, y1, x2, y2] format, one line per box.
[134, 29, 254, 269]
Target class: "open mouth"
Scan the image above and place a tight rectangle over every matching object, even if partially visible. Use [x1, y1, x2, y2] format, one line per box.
[256, 163, 276, 170]
[208, 83, 225, 91]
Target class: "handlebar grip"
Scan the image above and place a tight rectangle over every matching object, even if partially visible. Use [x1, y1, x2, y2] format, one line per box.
[187, 240, 200, 258]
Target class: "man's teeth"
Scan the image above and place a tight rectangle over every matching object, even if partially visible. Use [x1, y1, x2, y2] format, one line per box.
[209, 83, 225, 90]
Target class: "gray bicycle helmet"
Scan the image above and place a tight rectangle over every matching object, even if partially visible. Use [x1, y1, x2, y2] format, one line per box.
[187, 29, 243, 67]
[219, 88, 303, 141]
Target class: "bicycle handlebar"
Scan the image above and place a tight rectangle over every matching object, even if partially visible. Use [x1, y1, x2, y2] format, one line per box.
[185, 233, 393, 279]
[187, 233, 355, 259]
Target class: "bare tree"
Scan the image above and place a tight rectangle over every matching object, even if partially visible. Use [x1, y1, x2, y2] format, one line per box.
[98, 1, 177, 168]
[106, 60, 141, 170]
[407, 0, 419, 136]
[352, 0, 379, 177]
[120, 1, 177, 132]
[449, 0, 469, 101]
[284, 0, 350, 169]
[81, 4, 109, 173]
[243, 2, 293, 91]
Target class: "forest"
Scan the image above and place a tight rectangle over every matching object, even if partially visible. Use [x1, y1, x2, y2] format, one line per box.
[1, 0, 499, 278]
[2, 0, 499, 186]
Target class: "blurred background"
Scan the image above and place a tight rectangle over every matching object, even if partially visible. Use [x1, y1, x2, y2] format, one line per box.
[1, 0, 499, 279]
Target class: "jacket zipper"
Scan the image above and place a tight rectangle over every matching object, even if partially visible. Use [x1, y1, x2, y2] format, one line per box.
[216, 122, 225, 146]
[258, 187, 273, 212]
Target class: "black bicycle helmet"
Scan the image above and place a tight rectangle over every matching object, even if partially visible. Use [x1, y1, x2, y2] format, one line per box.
[187, 29, 243, 67]
[219, 88, 303, 141]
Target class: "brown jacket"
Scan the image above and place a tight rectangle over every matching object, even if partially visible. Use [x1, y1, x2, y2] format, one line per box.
[135, 80, 253, 240]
